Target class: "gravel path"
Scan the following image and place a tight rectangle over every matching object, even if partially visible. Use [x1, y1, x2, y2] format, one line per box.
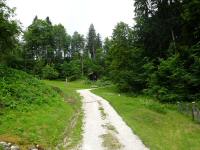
[77, 89, 149, 150]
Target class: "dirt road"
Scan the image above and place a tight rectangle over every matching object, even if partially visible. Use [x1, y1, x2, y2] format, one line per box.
[77, 89, 149, 150]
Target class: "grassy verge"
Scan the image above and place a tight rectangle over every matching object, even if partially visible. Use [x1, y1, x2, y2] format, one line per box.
[0, 66, 76, 149]
[0, 102, 74, 149]
[92, 86, 200, 150]
[0, 66, 91, 149]
[43, 80, 91, 149]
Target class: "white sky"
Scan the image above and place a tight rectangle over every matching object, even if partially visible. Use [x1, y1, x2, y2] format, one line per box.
[8, 0, 134, 39]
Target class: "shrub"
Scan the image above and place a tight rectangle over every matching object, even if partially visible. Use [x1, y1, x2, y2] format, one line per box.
[62, 60, 81, 81]
[110, 47, 147, 93]
[41, 64, 58, 79]
[147, 43, 200, 102]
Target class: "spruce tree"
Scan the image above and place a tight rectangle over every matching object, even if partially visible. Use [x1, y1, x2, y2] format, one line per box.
[86, 24, 97, 60]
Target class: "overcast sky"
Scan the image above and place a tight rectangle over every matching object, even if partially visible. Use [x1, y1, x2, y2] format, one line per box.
[8, 0, 134, 39]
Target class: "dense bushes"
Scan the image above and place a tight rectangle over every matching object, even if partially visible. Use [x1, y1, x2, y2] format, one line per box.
[41, 64, 59, 79]
[147, 54, 188, 102]
[0, 65, 60, 109]
[147, 44, 200, 102]
[61, 60, 81, 81]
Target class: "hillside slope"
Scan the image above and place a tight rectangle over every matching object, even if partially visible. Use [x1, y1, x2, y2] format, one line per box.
[0, 65, 78, 149]
[0, 65, 60, 109]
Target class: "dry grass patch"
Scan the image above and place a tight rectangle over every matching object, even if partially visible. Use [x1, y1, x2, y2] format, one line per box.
[100, 132, 123, 150]
[98, 101, 107, 120]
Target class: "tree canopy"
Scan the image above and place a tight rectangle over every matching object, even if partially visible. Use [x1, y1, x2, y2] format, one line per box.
[0, 0, 199, 102]
[0, 0, 20, 61]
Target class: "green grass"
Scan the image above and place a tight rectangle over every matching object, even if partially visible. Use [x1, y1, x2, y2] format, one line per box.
[0, 66, 90, 149]
[0, 102, 73, 149]
[43, 80, 92, 149]
[92, 86, 200, 150]
[0, 145, 3, 150]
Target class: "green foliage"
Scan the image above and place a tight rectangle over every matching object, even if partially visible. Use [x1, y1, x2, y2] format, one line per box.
[53, 24, 71, 61]
[0, 0, 21, 62]
[41, 64, 58, 79]
[23, 18, 55, 63]
[148, 55, 186, 102]
[96, 33, 102, 49]
[2, 52, 24, 69]
[108, 22, 146, 92]
[103, 37, 112, 54]
[95, 77, 112, 87]
[86, 24, 97, 59]
[85, 24, 103, 61]
[0, 65, 58, 109]
[182, 0, 200, 45]
[62, 60, 81, 81]
[148, 43, 200, 102]
[23, 17, 71, 76]
[31, 59, 45, 76]
[83, 56, 104, 79]
[22, 19, 106, 80]
[71, 31, 85, 58]
[105, 0, 200, 103]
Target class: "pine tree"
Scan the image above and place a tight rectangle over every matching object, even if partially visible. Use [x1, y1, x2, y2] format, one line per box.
[86, 24, 97, 60]
[96, 33, 102, 49]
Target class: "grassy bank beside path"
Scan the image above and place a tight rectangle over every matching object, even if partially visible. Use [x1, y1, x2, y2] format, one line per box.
[0, 67, 83, 149]
[43, 80, 92, 149]
[0, 65, 91, 150]
[92, 87, 200, 150]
